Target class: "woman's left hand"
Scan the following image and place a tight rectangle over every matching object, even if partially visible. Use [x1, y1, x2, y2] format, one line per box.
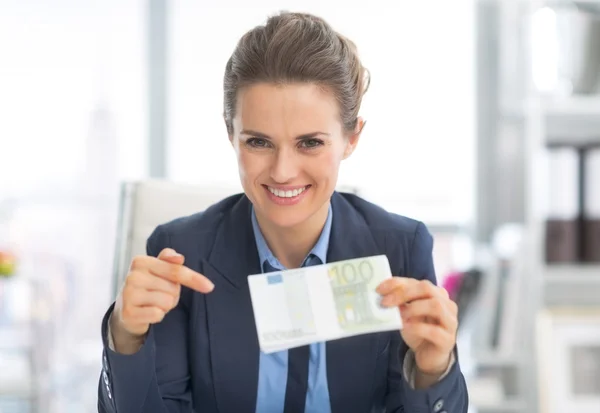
[376, 277, 458, 376]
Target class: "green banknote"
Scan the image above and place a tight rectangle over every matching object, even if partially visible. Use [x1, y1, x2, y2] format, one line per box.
[248, 255, 402, 354]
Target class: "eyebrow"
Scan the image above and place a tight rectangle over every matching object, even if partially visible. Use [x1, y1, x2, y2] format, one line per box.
[240, 129, 330, 140]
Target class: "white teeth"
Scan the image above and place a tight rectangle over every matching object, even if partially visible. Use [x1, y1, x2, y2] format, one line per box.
[268, 186, 307, 198]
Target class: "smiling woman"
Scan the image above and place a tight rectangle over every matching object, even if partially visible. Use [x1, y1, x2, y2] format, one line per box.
[99, 10, 468, 413]
[223, 13, 368, 234]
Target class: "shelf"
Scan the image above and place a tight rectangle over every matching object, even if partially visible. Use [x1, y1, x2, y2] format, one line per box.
[546, 129, 600, 147]
[545, 264, 600, 278]
[542, 95, 600, 117]
[543, 265, 600, 306]
[542, 96, 600, 143]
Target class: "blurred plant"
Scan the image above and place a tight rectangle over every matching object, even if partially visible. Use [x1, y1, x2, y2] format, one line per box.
[0, 250, 17, 277]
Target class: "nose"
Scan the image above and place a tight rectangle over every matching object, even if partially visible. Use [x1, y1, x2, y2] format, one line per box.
[270, 147, 299, 183]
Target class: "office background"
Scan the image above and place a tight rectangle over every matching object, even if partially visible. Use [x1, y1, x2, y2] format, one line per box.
[0, 1, 599, 412]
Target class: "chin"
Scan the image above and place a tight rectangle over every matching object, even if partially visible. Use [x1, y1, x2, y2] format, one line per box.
[261, 207, 313, 229]
[264, 201, 332, 231]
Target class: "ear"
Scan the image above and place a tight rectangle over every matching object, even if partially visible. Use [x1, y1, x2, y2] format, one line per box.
[343, 117, 365, 159]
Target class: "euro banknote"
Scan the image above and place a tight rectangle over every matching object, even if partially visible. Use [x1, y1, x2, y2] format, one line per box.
[248, 255, 402, 354]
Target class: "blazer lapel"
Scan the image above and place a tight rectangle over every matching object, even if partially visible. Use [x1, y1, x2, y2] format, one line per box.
[326, 193, 386, 413]
[202, 195, 261, 413]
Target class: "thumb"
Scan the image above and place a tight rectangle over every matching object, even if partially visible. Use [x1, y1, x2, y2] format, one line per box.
[157, 248, 185, 265]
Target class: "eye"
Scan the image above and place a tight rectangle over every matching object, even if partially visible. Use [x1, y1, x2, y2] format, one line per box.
[246, 137, 271, 148]
[299, 138, 324, 149]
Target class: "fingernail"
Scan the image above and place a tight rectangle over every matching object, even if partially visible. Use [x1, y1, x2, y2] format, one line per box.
[376, 281, 388, 294]
[164, 249, 182, 258]
[202, 278, 215, 292]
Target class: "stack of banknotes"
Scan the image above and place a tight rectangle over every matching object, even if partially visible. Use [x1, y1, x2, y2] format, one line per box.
[248, 255, 402, 354]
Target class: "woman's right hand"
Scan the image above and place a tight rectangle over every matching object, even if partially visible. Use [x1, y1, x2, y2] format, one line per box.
[110, 248, 215, 351]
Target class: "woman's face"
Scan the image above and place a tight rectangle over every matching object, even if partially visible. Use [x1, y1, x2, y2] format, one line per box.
[230, 82, 361, 229]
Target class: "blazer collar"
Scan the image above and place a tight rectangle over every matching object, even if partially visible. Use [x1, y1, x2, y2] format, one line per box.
[207, 192, 381, 285]
[206, 194, 259, 289]
[327, 192, 380, 262]
[206, 192, 382, 287]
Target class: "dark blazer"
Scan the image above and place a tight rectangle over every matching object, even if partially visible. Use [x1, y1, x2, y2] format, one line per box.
[98, 192, 468, 413]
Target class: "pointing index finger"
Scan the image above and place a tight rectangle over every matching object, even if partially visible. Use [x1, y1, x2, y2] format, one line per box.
[176, 266, 215, 293]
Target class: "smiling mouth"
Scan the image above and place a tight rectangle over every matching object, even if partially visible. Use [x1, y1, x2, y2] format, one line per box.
[265, 185, 311, 198]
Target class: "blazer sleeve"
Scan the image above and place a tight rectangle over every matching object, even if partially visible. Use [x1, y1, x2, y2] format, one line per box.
[385, 221, 469, 413]
[98, 226, 193, 413]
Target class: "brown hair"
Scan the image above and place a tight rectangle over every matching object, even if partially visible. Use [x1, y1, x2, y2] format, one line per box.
[223, 11, 370, 136]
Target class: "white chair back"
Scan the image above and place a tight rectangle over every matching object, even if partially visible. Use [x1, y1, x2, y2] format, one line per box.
[111, 180, 242, 298]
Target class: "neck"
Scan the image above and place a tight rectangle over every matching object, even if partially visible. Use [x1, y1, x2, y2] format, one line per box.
[256, 202, 330, 269]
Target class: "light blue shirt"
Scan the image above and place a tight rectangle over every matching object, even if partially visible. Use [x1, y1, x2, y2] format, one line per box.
[252, 205, 333, 413]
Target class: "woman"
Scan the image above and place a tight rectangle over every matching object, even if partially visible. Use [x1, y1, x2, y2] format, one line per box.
[98, 11, 468, 413]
